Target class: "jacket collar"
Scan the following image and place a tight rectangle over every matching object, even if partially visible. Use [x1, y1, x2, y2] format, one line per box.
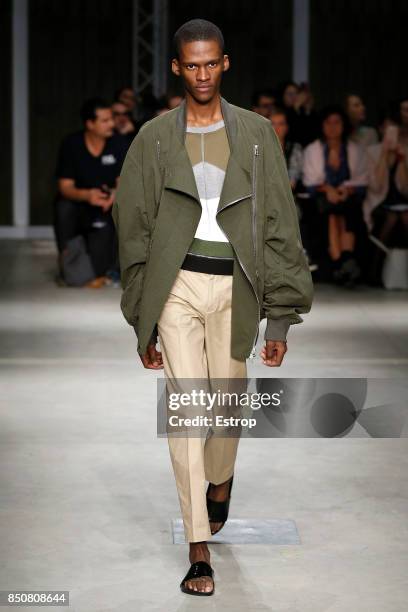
[165, 95, 253, 211]
[175, 95, 238, 151]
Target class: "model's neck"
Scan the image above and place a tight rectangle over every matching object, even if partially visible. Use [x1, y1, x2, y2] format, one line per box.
[185, 92, 223, 127]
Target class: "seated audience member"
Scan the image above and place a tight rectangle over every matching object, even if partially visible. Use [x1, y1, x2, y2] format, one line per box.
[112, 100, 135, 135]
[54, 97, 127, 287]
[344, 93, 378, 148]
[115, 86, 138, 117]
[112, 100, 136, 147]
[114, 86, 147, 131]
[278, 80, 319, 147]
[167, 93, 183, 109]
[396, 95, 408, 146]
[303, 105, 368, 286]
[269, 107, 317, 272]
[251, 88, 277, 118]
[269, 107, 303, 190]
[154, 93, 184, 117]
[363, 116, 408, 282]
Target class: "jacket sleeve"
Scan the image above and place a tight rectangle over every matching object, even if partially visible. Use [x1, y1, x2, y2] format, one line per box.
[111, 128, 158, 350]
[262, 121, 314, 341]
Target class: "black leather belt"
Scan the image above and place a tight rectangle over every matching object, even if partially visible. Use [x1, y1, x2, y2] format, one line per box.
[180, 253, 234, 275]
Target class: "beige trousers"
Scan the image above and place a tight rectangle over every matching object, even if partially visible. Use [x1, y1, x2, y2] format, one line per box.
[157, 268, 247, 542]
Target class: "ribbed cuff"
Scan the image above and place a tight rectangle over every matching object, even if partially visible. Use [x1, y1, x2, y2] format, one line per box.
[264, 317, 291, 342]
[148, 324, 158, 345]
[134, 324, 158, 347]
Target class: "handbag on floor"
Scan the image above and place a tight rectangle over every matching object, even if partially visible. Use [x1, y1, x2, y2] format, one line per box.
[382, 248, 408, 290]
[61, 235, 95, 287]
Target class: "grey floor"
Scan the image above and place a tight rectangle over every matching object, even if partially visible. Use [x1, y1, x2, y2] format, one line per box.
[1, 239, 407, 612]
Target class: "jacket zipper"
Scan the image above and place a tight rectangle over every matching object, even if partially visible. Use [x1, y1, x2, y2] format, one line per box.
[252, 144, 259, 275]
[216, 182, 260, 359]
[149, 139, 162, 256]
[250, 143, 260, 358]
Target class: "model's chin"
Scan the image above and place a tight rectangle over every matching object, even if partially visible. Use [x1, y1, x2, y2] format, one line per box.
[191, 88, 217, 103]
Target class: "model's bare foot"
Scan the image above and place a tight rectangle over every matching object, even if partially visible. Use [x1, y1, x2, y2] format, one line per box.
[207, 475, 233, 534]
[184, 541, 213, 593]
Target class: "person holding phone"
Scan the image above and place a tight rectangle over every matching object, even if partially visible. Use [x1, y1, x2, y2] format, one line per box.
[363, 116, 408, 282]
[344, 93, 379, 148]
[278, 80, 319, 146]
[54, 98, 127, 287]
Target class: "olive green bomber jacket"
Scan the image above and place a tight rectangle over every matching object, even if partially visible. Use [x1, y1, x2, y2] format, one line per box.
[111, 96, 314, 361]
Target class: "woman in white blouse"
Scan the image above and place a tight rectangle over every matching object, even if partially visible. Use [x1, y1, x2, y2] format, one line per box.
[303, 105, 368, 286]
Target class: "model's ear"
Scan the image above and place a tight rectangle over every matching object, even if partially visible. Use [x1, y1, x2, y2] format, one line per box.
[171, 58, 181, 77]
[223, 55, 230, 73]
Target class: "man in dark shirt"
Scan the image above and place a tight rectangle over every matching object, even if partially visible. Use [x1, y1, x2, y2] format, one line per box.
[54, 97, 127, 286]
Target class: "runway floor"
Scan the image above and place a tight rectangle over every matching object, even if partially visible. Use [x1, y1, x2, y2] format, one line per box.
[1, 239, 407, 611]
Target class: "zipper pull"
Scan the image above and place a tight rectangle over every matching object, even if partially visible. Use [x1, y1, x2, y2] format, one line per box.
[250, 323, 260, 359]
[254, 144, 259, 156]
[156, 139, 161, 163]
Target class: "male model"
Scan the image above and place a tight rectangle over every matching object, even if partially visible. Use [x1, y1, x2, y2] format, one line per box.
[112, 19, 314, 596]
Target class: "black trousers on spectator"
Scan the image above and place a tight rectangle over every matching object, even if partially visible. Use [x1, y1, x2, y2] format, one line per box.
[298, 193, 369, 281]
[53, 198, 116, 277]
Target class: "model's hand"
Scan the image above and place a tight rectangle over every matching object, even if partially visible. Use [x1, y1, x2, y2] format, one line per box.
[260, 340, 287, 367]
[140, 341, 163, 369]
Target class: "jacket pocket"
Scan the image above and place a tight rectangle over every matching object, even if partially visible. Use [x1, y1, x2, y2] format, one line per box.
[263, 209, 282, 273]
[264, 209, 278, 242]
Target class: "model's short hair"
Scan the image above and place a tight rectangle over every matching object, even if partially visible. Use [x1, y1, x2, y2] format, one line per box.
[80, 97, 111, 124]
[173, 19, 224, 60]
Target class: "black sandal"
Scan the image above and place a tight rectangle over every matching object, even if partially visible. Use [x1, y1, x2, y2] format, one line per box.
[206, 474, 234, 535]
[180, 560, 214, 596]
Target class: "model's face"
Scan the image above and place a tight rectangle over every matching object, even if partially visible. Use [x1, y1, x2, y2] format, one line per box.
[86, 108, 114, 138]
[270, 113, 288, 141]
[347, 95, 365, 122]
[171, 39, 229, 104]
[322, 114, 344, 140]
[400, 100, 408, 126]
